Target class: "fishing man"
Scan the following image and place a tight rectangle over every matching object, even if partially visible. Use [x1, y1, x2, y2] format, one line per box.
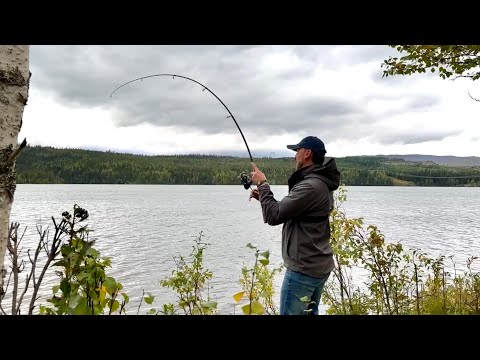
[249, 136, 340, 315]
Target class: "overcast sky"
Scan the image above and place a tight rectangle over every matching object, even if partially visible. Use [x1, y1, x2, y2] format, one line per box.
[19, 45, 480, 158]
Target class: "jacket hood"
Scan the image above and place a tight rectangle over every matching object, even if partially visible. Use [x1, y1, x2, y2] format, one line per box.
[288, 158, 341, 192]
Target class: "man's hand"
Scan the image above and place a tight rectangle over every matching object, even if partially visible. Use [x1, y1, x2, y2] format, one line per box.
[251, 162, 267, 185]
[249, 188, 260, 201]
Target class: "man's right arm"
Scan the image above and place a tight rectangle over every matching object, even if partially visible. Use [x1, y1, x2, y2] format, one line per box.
[258, 181, 315, 226]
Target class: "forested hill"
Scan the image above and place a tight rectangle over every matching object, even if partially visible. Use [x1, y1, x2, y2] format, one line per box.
[382, 154, 480, 167]
[15, 146, 480, 187]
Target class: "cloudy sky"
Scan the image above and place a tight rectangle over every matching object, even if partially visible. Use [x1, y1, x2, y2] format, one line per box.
[19, 45, 480, 158]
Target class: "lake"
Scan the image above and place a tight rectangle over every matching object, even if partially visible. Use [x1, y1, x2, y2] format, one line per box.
[7, 184, 480, 315]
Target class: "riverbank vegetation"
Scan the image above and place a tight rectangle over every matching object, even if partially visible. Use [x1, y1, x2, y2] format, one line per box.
[2, 187, 478, 315]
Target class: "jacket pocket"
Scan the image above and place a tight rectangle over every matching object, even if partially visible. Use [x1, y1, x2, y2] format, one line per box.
[286, 235, 298, 262]
[283, 223, 297, 261]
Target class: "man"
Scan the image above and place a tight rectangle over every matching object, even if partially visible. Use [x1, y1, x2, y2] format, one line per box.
[249, 136, 340, 315]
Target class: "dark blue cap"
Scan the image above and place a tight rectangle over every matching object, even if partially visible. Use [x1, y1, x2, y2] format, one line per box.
[286, 136, 327, 154]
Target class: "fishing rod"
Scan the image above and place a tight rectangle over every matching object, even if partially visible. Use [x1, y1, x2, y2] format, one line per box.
[110, 73, 253, 189]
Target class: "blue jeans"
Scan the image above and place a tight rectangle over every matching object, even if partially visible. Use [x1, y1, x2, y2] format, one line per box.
[280, 268, 330, 315]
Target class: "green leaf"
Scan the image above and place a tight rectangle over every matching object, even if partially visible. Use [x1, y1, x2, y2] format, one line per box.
[259, 259, 269, 266]
[122, 293, 130, 303]
[103, 277, 117, 293]
[52, 259, 66, 267]
[201, 301, 218, 309]
[246, 242, 256, 250]
[73, 298, 89, 315]
[144, 294, 154, 305]
[69, 293, 81, 307]
[299, 296, 310, 303]
[259, 291, 269, 298]
[109, 299, 120, 313]
[60, 246, 71, 257]
[76, 272, 89, 281]
[60, 279, 71, 296]
[52, 285, 60, 294]
[100, 298, 108, 308]
[259, 250, 270, 259]
[86, 247, 100, 258]
[147, 308, 156, 315]
[233, 291, 244, 303]
[431, 68, 435, 73]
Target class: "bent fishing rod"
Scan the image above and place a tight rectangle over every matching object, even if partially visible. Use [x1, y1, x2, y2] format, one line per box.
[110, 73, 254, 189]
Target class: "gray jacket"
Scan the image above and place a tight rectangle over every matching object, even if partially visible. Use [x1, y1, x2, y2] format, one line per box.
[258, 159, 340, 278]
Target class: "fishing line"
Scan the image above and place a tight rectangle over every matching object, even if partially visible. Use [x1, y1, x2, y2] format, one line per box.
[110, 73, 253, 189]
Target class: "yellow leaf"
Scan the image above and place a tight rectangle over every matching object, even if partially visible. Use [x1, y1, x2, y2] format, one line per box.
[233, 291, 244, 303]
[97, 285, 107, 303]
[251, 301, 265, 315]
[242, 304, 252, 315]
[241, 301, 265, 315]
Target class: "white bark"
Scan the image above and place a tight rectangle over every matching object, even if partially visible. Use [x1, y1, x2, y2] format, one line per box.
[0, 45, 29, 295]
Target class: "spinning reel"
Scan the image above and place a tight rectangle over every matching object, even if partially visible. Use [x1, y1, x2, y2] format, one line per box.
[239, 172, 253, 190]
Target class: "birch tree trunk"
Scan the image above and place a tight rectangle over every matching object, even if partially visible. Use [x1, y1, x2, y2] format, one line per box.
[0, 45, 29, 296]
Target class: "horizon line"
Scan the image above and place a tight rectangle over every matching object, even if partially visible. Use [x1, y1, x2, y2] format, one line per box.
[22, 144, 480, 159]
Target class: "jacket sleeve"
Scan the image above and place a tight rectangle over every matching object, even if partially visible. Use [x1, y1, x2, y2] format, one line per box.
[258, 181, 315, 226]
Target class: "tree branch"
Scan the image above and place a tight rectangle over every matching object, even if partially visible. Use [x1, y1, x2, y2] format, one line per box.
[28, 222, 65, 315]
[8, 223, 20, 314]
[468, 90, 480, 102]
[451, 75, 476, 81]
[6, 138, 27, 167]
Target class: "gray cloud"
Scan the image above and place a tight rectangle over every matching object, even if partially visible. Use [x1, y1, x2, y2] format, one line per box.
[370, 129, 461, 145]
[341, 45, 399, 65]
[29, 45, 446, 146]
[408, 95, 440, 110]
[362, 93, 441, 118]
[290, 45, 398, 67]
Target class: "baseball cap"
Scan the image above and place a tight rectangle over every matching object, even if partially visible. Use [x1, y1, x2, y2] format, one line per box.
[286, 136, 327, 154]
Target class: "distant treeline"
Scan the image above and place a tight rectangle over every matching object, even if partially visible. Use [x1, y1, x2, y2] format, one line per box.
[15, 146, 480, 187]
